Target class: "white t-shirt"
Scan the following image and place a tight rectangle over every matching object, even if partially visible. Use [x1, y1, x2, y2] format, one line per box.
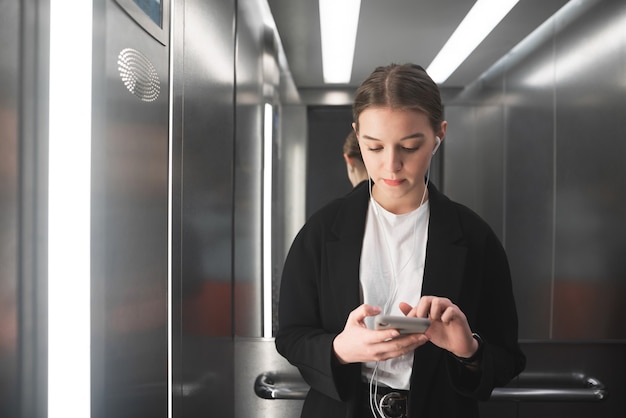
[360, 197, 430, 390]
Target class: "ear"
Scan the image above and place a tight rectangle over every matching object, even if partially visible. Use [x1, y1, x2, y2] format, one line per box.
[437, 121, 448, 142]
[343, 153, 353, 167]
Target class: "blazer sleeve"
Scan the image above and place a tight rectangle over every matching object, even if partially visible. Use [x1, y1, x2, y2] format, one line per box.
[274, 211, 360, 402]
[447, 218, 526, 399]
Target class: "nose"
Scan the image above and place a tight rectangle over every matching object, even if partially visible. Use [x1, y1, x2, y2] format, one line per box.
[385, 148, 402, 172]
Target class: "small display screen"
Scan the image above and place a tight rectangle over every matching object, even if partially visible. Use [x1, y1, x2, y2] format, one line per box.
[132, 0, 162, 27]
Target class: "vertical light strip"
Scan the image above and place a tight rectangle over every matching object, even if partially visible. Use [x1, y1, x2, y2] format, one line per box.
[262, 103, 273, 338]
[48, 1, 93, 418]
[319, 0, 362, 84]
[427, 0, 520, 84]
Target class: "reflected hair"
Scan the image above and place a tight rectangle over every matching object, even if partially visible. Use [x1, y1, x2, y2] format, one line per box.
[352, 63, 444, 133]
[343, 130, 363, 162]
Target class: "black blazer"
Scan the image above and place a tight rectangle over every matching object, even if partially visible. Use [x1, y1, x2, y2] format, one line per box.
[275, 182, 525, 418]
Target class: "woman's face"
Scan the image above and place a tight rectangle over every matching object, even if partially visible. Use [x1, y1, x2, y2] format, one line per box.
[354, 107, 446, 214]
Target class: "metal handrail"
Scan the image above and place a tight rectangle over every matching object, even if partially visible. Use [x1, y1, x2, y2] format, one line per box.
[254, 371, 608, 402]
[255, 373, 310, 400]
[491, 372, 607, 402]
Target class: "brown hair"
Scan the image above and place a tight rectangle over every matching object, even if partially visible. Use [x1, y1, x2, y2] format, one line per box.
[352, 63, 444, 133]
[342, 130, 362, 161]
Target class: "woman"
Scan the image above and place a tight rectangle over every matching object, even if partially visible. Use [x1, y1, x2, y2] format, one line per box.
[275, 63, 525, 418]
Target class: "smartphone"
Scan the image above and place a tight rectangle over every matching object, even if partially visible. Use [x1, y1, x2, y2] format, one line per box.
[374, 315, 430, 334]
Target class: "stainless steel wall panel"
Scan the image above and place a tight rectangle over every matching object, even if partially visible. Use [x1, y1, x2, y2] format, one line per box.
[447, 0, 626, 343]
[91, 1, 170, 417]
[443, 0, 626, 414]
[552, 0, 626, 339]
[171, 0, 237, 416]
[235, 338, 304, 418]
[3, 1, 50, 417]
[443, 104, 506, 241]
[274, 104, 307, 279]
[473, 105, 506, 238]
[233, 1, 308, 417]
[179, 0, 235, 338]
[234, 0, 265, 337]
[504, 103, 555, 340]
[0, 1, 19, 416]
[503, 38, 558, 340]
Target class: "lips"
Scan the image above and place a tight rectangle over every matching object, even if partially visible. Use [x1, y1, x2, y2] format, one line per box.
[383, 178, 405, 186]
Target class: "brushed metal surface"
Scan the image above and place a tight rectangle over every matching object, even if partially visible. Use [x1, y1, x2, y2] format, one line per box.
[171, 0, 237, 416]
[443, 104, 506, 241]
[234, 0, 266, 338]
[91, 1, 170, 417]
[236, 338, 304, 418]
[551, 0, 626, 340]
[0, 1, 19, 416]
[445, 0, 626, 341]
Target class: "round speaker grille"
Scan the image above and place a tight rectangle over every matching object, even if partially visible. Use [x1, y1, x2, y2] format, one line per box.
[117, 48, 160, 102]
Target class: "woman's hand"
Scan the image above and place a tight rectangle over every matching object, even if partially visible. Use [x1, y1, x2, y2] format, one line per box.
[332, 304, 429, 364]
[399, 297, 478, 359]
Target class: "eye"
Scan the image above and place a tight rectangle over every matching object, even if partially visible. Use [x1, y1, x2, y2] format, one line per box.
[402, 146, 419, 152]
[367, 146, 383, 152]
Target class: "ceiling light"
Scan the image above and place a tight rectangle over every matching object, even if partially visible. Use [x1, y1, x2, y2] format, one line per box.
[427, 0, 520, 84]
[319, 0, 362, 84]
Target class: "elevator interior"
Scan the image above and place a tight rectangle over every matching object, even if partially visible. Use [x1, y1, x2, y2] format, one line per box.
[2, 0, 626, 417]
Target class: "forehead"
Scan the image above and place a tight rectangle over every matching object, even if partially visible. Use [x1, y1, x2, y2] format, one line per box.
[358, 107, 431, 136]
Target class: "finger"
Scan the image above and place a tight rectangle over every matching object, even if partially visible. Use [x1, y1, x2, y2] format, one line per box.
[428, 298, 443, 320]
[398, 302, 413, 316]
[376, 329, 401, 341]
[349, 304, 381, 323]
[439, 306, 457, 324]
[376, 334, 428, 359]
[440, 305, 468, 326]
[428, 297, 452, 321]
[415, 295, 434, 318]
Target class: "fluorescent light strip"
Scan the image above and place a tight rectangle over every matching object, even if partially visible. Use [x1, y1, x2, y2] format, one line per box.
[48, 1, 93, 418]
[427, 0, 520, 84]
[263, 103, 274, 338]
[319, 0, 362, 84]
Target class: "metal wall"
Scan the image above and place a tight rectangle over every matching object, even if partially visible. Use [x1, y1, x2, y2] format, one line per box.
[2, 0, 302, 416]
[170, 0, 237, 416]
[232, 0, 307, 417]
[0, 1, 20, 416]
[446, 0, 626, 342]
[91, 1, 170, 417]
[2, 1, 49, 417]
[443, 0, 626, 415]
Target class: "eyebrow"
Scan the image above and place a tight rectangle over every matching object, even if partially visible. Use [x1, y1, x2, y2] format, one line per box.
[361, 132, 426, 141]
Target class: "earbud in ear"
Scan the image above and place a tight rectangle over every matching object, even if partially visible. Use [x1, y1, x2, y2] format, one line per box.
[432, 136, 441, 155]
